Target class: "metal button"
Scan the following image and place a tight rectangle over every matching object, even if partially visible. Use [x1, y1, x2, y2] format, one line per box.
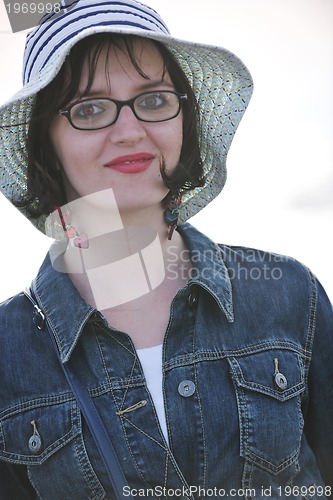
[274, 372, 288, 390]
[29, 434, 42, 453]
[273, 358, 288, 390]
[28, 420, 42, 454]
[178, 380, 196, 397]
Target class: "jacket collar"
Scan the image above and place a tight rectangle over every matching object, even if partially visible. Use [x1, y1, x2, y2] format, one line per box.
[177, 223, 234, 322]
[32, 253, 95, 363]
[32, 223, 234, 363]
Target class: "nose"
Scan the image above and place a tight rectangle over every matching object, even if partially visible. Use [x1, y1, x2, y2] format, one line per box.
[108, 105, 146, 145]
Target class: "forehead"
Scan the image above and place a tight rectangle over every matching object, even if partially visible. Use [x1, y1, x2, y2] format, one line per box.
[78, 38, 169, 93]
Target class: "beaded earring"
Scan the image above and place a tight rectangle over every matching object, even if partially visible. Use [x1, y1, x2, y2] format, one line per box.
[55, 206, 89, 249]
[163, 192, 182, 240]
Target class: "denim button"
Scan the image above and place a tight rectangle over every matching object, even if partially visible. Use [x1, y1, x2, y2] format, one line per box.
[178, 380, 196, 397]
[273, 358, 288, 390]
[28, 420, 42, 454]
[275, 372, 288, 390]
[28, 434, 42, 453]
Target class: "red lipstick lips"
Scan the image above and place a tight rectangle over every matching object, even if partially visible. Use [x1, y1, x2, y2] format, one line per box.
[105, 152, 155, 173]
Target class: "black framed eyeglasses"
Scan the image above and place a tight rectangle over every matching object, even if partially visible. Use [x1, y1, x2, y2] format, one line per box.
[58, 90, 188, 130]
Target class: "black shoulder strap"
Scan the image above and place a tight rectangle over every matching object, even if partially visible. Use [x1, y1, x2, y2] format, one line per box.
[24, 288, 132, 500]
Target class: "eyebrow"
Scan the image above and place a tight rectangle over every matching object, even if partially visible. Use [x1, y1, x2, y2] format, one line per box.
[77, 80, 175, 99]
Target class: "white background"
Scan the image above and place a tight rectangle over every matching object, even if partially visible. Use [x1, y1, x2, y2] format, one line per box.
[0, 0, 332, 302]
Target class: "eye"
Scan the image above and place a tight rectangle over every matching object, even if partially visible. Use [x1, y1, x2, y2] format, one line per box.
[72, 100, 107, 120]
[136, 92, 169, 111]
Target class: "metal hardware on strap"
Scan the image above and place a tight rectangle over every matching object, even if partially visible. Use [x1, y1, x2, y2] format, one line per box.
[24, 288, 45, 330]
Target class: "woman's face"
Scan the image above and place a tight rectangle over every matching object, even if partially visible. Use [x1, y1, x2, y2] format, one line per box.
[49, 39, 183, 216]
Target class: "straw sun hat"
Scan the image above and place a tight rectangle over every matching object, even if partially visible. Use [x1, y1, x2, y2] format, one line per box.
[0, 0, 253, 234]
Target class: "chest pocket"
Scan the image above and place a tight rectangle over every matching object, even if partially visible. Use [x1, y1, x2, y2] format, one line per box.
[227, 348, 306, 477]
[0, 398, 80, 465]
[0, 398, 105, 499]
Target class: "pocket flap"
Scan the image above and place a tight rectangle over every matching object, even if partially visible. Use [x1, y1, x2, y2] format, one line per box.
[228, 348, 306, 401]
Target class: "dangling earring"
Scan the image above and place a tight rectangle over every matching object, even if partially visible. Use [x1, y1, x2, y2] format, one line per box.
[163, 192, 182, 240]
[55, 206, 89, 249]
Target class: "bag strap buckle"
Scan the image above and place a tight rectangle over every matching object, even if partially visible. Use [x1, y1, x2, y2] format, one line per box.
[24, 287, 45, 330]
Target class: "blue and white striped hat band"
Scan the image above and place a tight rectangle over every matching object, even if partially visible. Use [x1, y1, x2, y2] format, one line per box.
[23, 0, 170, 85]
[0, 0, 253, 234]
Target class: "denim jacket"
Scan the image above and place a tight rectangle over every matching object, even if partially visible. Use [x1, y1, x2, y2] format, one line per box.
[0, 223, 332, 499]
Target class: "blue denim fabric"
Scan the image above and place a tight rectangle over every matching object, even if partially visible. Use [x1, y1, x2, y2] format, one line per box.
[0, 223, 332, 499]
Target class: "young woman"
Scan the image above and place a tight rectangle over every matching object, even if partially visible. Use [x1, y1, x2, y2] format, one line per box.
[0, 1, 332, 498]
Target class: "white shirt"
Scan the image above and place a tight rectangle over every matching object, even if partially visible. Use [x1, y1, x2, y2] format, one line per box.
[136, 344, 168, 444]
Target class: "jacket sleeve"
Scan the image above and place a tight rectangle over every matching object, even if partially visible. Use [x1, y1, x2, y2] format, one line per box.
[304, 277, 333, 489]
[0, 462, 36, 499]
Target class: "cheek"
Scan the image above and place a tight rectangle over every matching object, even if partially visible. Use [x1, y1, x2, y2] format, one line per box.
[172, 115, 184, 157]
[49, 120, 87, 197]
[49, 118, 93, 172]
[49, 117, 71, 167]
[155, 118, 183, 166]
[170, 124, 183, 167]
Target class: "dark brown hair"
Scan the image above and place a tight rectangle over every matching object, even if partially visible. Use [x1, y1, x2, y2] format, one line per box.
[25, 34, 204, 217]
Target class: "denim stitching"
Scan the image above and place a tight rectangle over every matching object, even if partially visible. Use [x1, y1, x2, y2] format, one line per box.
[192, 315, 207, 490]
[245, 448, 299, 474]
[305, 269, 318, 355]
[93, 330, 157, 488]
[163, 341, 310, 372]
[229, 352, 303, 474]
[73, 431, 96, 496]
[73, 415, 107, 500]
[120, 414, 193, 496]
[94, 325, 181, 490]
[0, 392, 75, 419]
[27, 466, 43, 498]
